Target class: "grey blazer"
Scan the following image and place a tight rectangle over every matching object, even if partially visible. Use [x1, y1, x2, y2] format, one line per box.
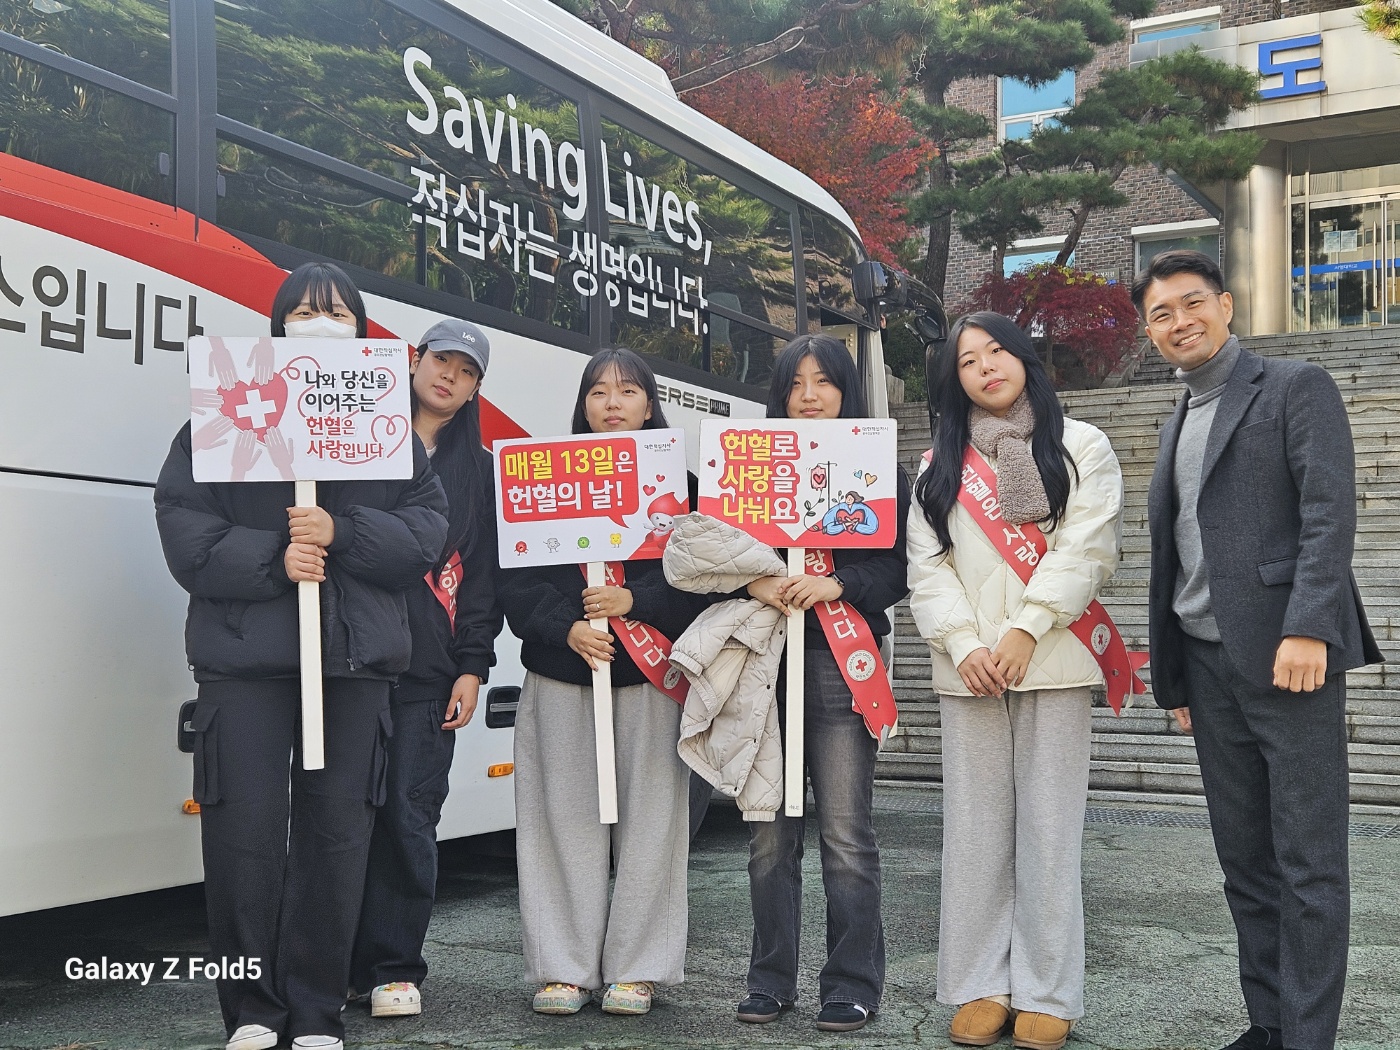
[1147, 347, 1381, 709]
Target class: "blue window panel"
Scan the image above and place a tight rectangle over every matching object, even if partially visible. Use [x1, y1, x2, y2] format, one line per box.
[1000, 69, 1075, 118]
[1008, 248, 1070, 272]
[1002, 119, 1036, 141]
[1136, 20, 1218, 42]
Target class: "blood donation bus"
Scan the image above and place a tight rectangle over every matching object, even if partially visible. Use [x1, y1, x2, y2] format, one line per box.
[0, 0, 943, 915]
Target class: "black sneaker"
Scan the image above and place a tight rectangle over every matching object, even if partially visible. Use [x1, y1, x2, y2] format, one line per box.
[816, 1002, 871, 1032]
[1220, 1025, 1284, 1050]
[736, 993, 787, 1024]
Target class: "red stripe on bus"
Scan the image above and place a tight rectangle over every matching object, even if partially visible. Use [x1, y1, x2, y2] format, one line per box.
[0, 152, 530, 444]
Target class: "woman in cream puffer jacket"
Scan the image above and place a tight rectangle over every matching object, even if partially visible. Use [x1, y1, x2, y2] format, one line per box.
[907, 312, 1123, 1050]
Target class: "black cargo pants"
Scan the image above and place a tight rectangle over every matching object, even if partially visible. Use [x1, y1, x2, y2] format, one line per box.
[191, 677, 392, 1041]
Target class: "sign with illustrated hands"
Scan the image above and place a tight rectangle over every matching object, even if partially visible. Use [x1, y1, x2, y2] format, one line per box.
[187, 336, 412, 484]
[697, 418, 898, 549]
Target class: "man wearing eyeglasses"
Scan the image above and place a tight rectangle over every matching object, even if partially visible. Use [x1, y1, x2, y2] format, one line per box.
[1133, 250, 1380, 1050]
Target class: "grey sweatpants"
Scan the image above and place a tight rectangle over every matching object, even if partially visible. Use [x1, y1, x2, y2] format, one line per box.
[937, 686, 1092, 1019]
[514, 671, 690, 989]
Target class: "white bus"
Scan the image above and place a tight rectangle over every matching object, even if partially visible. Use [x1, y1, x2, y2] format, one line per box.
[0, 0, 942, 916]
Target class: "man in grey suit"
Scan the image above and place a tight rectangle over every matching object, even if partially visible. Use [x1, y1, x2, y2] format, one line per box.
[1135, 250, 1381, 1050]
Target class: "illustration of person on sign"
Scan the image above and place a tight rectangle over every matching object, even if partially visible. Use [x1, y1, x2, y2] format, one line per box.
[633, 491, 686, 558]
[813, 491, 880, 536]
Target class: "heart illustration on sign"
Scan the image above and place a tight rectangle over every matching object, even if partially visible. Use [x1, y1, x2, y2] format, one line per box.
[371, 414, 411, 458]
[810, 441, 819, 449]
[655, 474, 665, 482]
[643, 484, 657, 495]
[219, 374, 289, 440]
[835, 508, 867, 527]
[707, 459, 716, 467]
[864, 472, 878, 485]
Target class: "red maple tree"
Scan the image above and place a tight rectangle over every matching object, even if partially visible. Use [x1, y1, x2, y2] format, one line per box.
[690, 72, 935, 264]
[958, 264, 1140, 383]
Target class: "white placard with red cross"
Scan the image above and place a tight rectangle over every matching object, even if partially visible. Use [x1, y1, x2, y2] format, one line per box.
[187, 336, 412, 483]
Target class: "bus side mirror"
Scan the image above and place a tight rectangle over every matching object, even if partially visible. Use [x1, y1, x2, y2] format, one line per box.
[852, 260, 908, 320]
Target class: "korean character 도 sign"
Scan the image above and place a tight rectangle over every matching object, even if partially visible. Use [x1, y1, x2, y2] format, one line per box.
[187, 336, 413, 483]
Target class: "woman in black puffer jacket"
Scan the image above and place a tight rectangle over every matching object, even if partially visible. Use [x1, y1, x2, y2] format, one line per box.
[154, 262, 447, 1050]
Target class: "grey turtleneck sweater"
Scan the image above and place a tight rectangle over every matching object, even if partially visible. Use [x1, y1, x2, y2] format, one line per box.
[1172, 335, 1241, 642]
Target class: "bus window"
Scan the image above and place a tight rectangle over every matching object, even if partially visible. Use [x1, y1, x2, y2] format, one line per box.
[801, 206, 862, 327]
[1, 0, 172, 93]
[614, 309, 784, 392]
[0, 55, 174, 206]
[214, 0, 588, 334]
[599, 119, 798, 336]
[216, 138, 417, 282]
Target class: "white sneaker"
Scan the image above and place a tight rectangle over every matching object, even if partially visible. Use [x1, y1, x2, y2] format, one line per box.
[290, 1038, 343, 1050]
[227, 1025, 278, 1050]
[370, 981, 422, 1017]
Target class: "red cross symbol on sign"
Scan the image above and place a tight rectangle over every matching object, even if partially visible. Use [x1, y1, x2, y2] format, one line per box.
[853, 656, 869, 674]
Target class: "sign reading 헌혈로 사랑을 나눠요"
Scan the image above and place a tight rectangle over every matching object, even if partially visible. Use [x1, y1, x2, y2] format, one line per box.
[697, 418, 898, 550]
[493, 429, 689, 568]
[186, 336, 413, 484]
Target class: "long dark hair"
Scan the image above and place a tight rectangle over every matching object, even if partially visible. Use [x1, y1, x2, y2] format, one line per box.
[411, 350, 488, 571]
[269, 262, 368, 337]
[915, 312, 1076, 552]
[570, 347, 670, 434]
[765, 333, 867, 419]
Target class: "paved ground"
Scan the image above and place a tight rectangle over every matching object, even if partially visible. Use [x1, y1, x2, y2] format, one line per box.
[1, 786, 1398, 1050]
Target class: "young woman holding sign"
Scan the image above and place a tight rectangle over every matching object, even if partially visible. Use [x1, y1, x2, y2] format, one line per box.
[907, 313, 1123, 1050]
[349, 319, 502, 1020]
[155, 263, 448, 1050]
[498, 347, 707, 1017]
[735, 334, 911, 1034]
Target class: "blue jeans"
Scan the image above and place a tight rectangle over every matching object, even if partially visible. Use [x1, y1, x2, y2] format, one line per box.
[350, 681, 456, 992]
[746, 646, 885, 1012]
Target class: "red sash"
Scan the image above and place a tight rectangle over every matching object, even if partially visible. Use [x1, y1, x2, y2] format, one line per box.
[927, 446, 1147, 714]
[803, 548, 899, 743]
[426, 551, 463, 629]
[579, 562, 689, 705]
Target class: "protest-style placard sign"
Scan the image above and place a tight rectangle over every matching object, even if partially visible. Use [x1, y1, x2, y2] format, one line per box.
[698, 418, 898, 817]
[493, 429, 689, 823]
[187, 336, 414, 771]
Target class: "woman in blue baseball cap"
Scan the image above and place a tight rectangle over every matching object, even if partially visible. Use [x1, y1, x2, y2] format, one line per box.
[350, 317, 503, 1021]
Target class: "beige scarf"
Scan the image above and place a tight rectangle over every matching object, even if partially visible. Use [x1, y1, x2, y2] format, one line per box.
[968, 392, 1050, 526]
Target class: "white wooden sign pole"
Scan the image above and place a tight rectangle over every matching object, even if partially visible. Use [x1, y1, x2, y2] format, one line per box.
[784, 546, 806, 817]
[295, 480, 326, 771]
[587, 561, 620, 825]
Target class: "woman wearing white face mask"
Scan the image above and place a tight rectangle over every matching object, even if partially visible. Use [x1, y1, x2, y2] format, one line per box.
[155, 263, 449, 1050]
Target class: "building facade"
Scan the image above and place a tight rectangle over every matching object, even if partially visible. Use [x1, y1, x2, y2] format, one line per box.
[942, 0, 1400, 338]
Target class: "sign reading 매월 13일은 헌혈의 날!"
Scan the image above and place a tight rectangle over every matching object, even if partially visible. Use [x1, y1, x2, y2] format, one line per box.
[186, 336, 414, 484]
[493, 429, 690, 568]
[697, 418, 898, 549]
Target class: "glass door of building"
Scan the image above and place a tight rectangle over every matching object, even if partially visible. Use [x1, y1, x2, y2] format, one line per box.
[1292, 196, 1397, 330]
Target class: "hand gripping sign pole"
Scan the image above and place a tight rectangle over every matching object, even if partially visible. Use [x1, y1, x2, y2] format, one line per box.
[784, 546, 806, 817]
[295, 480, 326, 771]
[587, 561, 620, 824]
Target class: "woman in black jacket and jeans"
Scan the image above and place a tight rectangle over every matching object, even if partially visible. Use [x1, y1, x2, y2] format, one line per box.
[154, 263, 447, 1050]
[350, 318, 503, 1019]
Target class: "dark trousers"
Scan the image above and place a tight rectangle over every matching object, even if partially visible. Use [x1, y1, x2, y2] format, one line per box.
[1184, 637, 1351, 1050]
[193, 678, 392, 1041]
[351, 682, 457, 992]
[747, 647, 885, 1012]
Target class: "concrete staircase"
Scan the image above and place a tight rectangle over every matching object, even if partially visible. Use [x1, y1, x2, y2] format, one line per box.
[881, 329, 1400, 810]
